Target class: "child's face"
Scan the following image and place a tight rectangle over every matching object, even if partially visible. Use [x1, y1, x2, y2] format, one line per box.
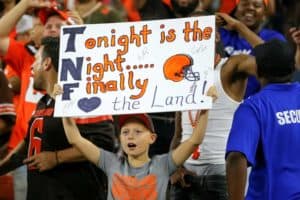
[120, 121, 156, 158]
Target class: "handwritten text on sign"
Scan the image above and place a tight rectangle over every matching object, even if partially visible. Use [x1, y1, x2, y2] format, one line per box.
[54, 16, 215, 117]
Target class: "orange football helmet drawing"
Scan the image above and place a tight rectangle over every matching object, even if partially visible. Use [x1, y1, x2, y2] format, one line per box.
[163, 54, 200, 82]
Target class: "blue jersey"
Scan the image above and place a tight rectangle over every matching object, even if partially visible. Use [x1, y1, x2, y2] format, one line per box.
[219, 28, 286, 98]
[226, 83, 300, 200]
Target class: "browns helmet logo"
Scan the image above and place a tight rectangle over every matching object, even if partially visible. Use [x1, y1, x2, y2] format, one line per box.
[163, 54, 200, 82]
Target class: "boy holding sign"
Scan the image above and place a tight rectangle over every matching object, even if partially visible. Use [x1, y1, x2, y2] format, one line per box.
[56, 85, 216, 199]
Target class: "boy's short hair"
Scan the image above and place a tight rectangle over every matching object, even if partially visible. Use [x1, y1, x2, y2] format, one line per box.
[253, 39, 295, 83]
[119, 113, 155, 133]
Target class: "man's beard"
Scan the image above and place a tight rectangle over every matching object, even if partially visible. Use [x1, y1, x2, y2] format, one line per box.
[171, 0, 199, 17]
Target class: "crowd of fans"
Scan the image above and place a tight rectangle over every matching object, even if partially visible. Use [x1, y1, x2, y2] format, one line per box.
[0, 0, 299, 200]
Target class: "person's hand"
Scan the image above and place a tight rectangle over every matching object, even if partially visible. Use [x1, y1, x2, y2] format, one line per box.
[52, 84, 63, 98]
[216, 12, 241, 30]
[289, 27, 300, 46]
[206, 85, 218, 102]
[170, 167, 197, 187]
[67, 11, 84, 25]
[23, 151, 58, 172]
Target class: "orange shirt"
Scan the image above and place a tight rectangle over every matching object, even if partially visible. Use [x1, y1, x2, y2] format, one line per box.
[4, 39, 44, 150]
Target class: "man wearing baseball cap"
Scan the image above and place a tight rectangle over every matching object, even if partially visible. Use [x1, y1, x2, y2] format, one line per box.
[226, 39, 300, 200]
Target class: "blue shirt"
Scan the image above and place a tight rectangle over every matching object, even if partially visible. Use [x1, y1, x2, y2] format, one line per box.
[226, 83, 300, 200]
[219, 28, 286, 98]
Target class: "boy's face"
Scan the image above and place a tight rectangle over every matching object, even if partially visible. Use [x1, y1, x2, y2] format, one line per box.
[234, 0, 265, 30]
[120, 121, 157, 158]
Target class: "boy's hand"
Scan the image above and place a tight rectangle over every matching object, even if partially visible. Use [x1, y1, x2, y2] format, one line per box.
[206, 86, 218, 102]
[52, 84, 63, 98]
[67, 11, 84, 25]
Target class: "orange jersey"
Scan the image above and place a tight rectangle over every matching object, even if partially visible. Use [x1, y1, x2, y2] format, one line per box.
[4, 39, 44, 150]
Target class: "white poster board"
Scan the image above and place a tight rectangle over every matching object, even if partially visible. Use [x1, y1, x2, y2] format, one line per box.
[54, 16, 215, 117]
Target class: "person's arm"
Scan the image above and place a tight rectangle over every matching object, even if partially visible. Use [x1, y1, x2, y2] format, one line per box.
[222, 54, 257, 79]
[66, 10, 84, 25]
[171, 110, 208, 166]
[226, 152, 248, 200]
[23, 118, 113, 171]
[62, 117, 100, 166]
[23, 147, 85, 172]
[216, 12, 264, 47]
[0, 0, 50, 55]
[169, 111, 182, 150]
[221, 54, 257, 89]
[290, 27, 300, 70]
[171, 86, 217, 166]
[225, 102, 260, 200]
[0, 140, 26, 175]
[56, 148, 84, 163]
[220, 54, 257, 101]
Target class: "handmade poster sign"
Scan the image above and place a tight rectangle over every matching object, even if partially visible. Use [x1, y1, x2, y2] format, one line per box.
[54, 15, 215, 117]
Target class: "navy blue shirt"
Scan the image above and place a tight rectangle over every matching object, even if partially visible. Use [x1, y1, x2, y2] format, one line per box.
[226, 83, 300, 200]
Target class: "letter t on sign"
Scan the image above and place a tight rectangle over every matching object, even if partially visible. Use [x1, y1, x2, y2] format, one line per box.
[63, 27, 86, 52]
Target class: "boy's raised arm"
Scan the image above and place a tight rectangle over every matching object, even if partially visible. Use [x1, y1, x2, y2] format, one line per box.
[54, 84, 101, 165]
[171, 86, 217, 166]
[62, 117, 101, 166]
[171, 110, 209, 166]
